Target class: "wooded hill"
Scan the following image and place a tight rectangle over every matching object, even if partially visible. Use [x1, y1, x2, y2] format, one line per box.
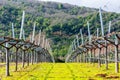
[0, 0, 120, 60]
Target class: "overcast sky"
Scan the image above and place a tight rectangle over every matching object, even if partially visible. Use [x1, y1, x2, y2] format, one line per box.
[40, 0, 120, 13]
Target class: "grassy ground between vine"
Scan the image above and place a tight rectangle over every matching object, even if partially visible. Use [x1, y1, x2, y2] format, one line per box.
[0, 63, 120, 80]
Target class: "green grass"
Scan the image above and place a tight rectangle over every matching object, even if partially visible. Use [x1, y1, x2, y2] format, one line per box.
[0, 63, 120, 80]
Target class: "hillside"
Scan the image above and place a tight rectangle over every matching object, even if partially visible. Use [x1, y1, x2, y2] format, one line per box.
[0, 0, 120, 61]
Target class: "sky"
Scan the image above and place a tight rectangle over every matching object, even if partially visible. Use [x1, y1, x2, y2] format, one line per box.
[40, 0, 120, 13]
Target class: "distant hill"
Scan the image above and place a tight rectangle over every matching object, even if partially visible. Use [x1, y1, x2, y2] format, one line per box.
[0, 0, 120, 59]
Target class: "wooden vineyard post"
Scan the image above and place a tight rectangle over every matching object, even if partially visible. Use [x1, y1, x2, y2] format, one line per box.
[85, 52, 87, 63]
[90, 49, 92, 63]
[76, 55, 79, 62]
[29, 52, 31, 64]
[81, 53, 83, 63]
[35, 51, 38, 63]
[98, 48, 101, 68]
[82, 53, 84, 63]
[105, 40, 108, 70]
[44, 53, 47, 62]
[34, 51, 36, 63]
[31, 50, 34, 65]
[22, 50, 25, 68]
[15, 48, 19, 71]
[115, 45, 119, 73]
[6, 47, 10, 76]
[76, 54, 79, 62]
[83, 52, 85, 63]
[36, 52, 38, 63]
[115, 35, 119, 73]
[86, 50, 89, 63]
[93, 49, 96, 65]
[79, 54, 81, 63]
[88, 50, 90, 63]
[78, 54, 81, 62]
[27, 52, 29, 66]
[75, 57, 77, 62]
[87, 49, 89, 62]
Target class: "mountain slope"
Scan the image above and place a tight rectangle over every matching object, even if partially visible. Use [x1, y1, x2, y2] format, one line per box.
[0, 0, 120, 61]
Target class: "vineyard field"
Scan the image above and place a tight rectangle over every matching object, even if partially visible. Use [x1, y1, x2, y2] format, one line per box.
[0, 63, 120, 80]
